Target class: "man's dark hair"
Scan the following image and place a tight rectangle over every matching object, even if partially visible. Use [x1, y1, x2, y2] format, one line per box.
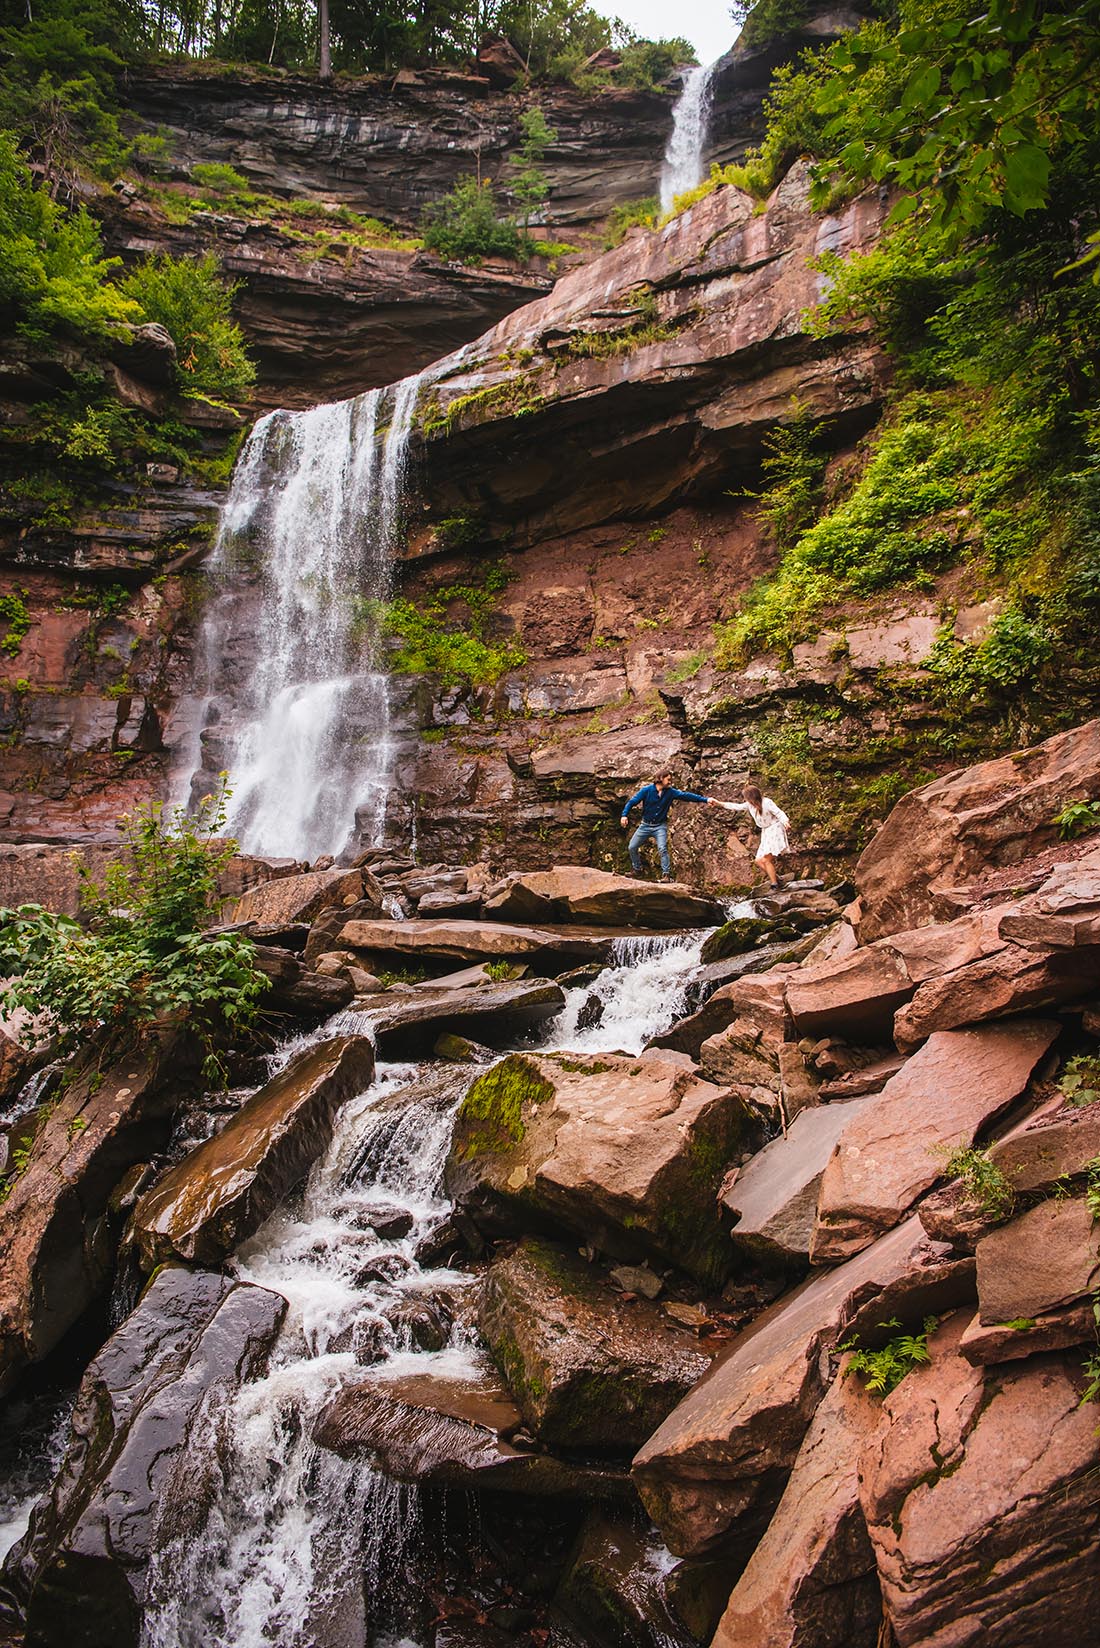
[655, 769, 674, 783]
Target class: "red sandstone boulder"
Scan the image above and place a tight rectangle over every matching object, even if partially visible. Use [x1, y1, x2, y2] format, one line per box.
[478, 1238, 711, 1450]
[711, 1363, 882, 1648]
[481, 866, 725, 929]
[129, 1034, 374, 1269]
[632, 1217, 973, 1561]
[958, 1304, 1097, 1365]
[811, 1020, 1058, 1264]
[230, 865, 377, 926]
[444, 1051, 754, 1285]
[858, 1314, 1100, 1647]
[855, 719, 1100, 941]
[974, 1197, 1100, 1325]
[893, 943, 1100, 1049]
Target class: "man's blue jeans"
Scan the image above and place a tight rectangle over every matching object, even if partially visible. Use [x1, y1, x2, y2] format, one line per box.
[629, 822, 669, 875]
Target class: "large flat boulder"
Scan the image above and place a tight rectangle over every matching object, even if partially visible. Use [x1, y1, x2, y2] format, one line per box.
[711, 1363, 882, 1648]
[445, 1051, 754, 1286]
[0, 1025, 201, 1396]
[858, 1315, 1100, 1647]
[975, 1197, 1100, 1325]
[987, 1103, 1100, 1190]
[340, 917, 634, 966]
[723, 1097, 872, 1267]
[478, 1238, 711, 1451]
[811, 1020, 1058, 1264]
[129, 1034, 374, 1269]
[855, 718, 1100, 940]
[632, 1217, 973, 1561]
[893, 943, 1100, 1049]
[356, 979, 565, 1054]
[314, 1366, 630, 1499]
[481, 866, 725, 928]
[229, 865, 378, 927]
[8, 1268, 285, 1648]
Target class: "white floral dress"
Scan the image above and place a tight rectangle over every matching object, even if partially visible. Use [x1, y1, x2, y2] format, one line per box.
[723, 798, 790, 861]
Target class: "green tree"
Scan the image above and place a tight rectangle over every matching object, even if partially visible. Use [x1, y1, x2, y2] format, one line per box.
[420, 175, 520, 262]
[120, 251, 256, 400]
[509, 106, 556, 237]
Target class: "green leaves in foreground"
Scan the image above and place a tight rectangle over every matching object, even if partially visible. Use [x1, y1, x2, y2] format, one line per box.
[0, 777, 264, 1079]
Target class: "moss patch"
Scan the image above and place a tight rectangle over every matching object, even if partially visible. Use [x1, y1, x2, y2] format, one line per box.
[454, 1054, 554, 1160]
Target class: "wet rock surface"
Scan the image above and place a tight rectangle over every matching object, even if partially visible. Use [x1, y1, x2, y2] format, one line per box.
[7, 1267, 285, 1648]
[481, 868, 724, 929]
[479, 1238, 711, 1451]
[129, 1034, 375, 1268]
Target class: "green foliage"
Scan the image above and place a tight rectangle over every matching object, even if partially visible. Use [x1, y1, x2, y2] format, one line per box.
[456, 1053, 554, 1158]
[614, 37, 695, 91]
[749, 400, 828, 549]
[190, 161, 258, 212]
[0, 777, 264, 1078]
[731, 0, 812, 49]
[604, 196, 658, 247]
[120, 253, 255, 401]
[362, 567, 526, 688]
[1054, 800, 1100, 841]
[926, 608, 1055, 708]
[420, 177, 521, 264]
[484, 960, 515, 981]
[509, 107, 556, 233]
[841, 1316, 938, 1396]
[0, 0, 138, 179]
[0, 132, 139, 341]
[1059, 1053, 1100, 1108]
[940, 1145, 1016, 1221]
[0, 591, 31, 658]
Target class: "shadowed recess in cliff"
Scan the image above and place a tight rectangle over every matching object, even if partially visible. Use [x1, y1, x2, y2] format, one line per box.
[180, 372, 427, 860]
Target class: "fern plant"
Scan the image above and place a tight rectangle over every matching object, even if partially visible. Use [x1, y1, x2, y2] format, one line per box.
[840, 1316, 938, 1395]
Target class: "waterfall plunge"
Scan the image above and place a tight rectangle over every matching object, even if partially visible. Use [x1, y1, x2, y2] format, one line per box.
[182, 373, 425, 862]
[659, 61, 716, 215]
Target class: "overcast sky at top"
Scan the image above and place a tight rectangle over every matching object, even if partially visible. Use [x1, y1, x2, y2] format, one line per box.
[604, 0, 740, 66]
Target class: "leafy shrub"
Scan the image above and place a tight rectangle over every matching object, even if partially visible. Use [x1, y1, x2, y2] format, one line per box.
[927, 608, 1054, 707]
[0, 133, 139, 341]
[605, 196, 658, 247]
[750, 401, 828, 548]
[940, 1146, 1016, 1220]
[1059, 1053, 1100, 1107]
[0, 591, 31, 658]
[0, 779, 264, 1080]
[1054, 800, 1100, 842]
[120, 252, 255, 401]
[420, 177, 521, 264]
[841, 1316, 938, 1396]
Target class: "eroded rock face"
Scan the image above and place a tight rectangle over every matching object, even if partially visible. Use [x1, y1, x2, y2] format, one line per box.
[711, 1362, 882, 1648]
[478, 1238, 711, 1451]
[0, 1026, 201, 1395]
[974, 1197, 1100, 1325]
[355, 978, 566, 1054]
[632, 1217, 972, 1561]
[129, 1034, 374, 1269]
[855, 719, 1100, 940]
[339, 916, 627, 966]
[811, 1020, 1059, 1264]
[555, 1510, 697, 1648]
[445, 1051, 753, 1285]
[481, 867, 724, 929]
[314, 1366, 629, 1499]
[230, 865, 378, 926]
[9, 1268, 285, 1648]
[858, 1316, 1100, 1648]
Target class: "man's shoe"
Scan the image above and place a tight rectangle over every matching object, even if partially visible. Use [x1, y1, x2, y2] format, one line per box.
[659, 873, 673, 882]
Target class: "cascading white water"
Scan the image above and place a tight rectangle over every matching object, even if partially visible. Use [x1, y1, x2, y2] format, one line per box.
[141, 1043, 484, 1648]
[544, 931, 707, 1055]
[659, 61, 717, 214]
[180, 371, 427, 861]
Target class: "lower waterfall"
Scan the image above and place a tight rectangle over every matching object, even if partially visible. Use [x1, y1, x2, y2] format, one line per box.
[659, 60, 716, 214]
[180, 372, 426, 863]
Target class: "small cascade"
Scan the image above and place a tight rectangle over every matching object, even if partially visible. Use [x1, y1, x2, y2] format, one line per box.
[180, 370, 427, 862]
[659, 61, 717, 214]
[141, 1050, 485, 1648]
[544, 931, 707, 1054]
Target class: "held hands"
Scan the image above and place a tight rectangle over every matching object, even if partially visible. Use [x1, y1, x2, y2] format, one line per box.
[619, 817, 629, 829]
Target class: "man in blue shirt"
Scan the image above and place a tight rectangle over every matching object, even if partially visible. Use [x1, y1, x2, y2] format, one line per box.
[620, 769, 718, 880]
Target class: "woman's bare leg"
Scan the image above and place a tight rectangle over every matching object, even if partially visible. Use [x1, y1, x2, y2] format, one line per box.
[758, 854, 779, 887]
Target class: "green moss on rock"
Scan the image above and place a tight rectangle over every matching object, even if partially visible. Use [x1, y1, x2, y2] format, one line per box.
[454, 1054, 554, 1160]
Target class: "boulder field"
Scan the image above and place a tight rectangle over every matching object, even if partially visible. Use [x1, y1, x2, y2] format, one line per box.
[1, 739, 1099, 1646]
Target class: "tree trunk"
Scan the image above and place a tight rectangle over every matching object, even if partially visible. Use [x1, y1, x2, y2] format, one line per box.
[318, 0, 332, 78]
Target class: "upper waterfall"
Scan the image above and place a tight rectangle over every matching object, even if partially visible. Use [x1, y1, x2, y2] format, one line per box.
[179, 372, 425, 862]
[659, 60, 716, 214]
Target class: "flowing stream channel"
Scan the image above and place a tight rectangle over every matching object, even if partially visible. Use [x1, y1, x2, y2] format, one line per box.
[134, 933, 706, 1647]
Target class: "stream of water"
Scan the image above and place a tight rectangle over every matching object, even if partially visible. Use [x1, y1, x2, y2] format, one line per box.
[179, 371, 427, 862]
[659, 61, 717, 214]
[134, 932, 700, 1645]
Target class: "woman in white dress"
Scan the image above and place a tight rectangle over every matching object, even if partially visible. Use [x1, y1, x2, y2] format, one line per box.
[720, 785, 791, 888]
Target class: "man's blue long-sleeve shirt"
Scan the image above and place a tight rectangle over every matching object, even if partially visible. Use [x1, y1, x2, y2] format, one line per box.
[621, 783, 709, 825]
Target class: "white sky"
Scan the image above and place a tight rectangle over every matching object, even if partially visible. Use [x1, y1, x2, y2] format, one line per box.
[604, 0, 740, 65]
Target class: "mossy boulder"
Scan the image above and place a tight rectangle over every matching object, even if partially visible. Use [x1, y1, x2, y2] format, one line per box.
[445, 1051, 755, 1285]
[479, 1238, 711, 1452]
[700, 916, 783, 965]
